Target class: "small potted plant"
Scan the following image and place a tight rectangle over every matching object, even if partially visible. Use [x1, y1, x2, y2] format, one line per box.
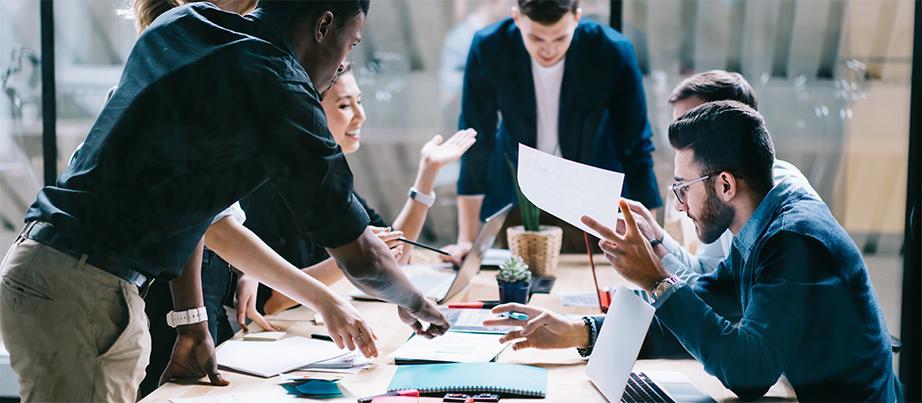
[497, 255, 532, 304]
[505, 155, 563, 277]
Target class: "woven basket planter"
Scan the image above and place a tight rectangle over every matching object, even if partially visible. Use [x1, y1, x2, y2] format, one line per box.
[506, 225, 563, 277]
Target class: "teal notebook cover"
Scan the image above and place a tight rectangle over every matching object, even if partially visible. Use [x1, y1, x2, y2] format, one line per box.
[387, 363, 547, 398]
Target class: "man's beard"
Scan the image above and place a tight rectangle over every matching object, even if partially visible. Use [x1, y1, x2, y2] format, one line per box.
[693, 185, 735, 244]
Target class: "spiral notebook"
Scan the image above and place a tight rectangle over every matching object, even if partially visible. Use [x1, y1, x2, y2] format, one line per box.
[387, 363, 547, 398]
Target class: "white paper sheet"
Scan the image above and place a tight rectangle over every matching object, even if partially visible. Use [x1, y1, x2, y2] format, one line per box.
[217, 336, 349, 378]
[559, 292, 604, 308]
[297, 350, 373, 374]
[517, 144, 624, 239]
[388, 332, 508, 363]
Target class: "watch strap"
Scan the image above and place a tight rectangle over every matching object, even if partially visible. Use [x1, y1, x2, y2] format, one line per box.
[166, 307, 208, 328]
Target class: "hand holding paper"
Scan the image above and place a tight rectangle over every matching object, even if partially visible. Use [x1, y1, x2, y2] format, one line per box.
[516, 144, 624, 239]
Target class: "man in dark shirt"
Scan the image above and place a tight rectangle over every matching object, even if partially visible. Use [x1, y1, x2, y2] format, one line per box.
[0, 1, 447, 401]
[447, 0, 660, 259]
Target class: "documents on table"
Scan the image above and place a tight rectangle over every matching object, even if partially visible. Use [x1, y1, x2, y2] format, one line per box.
[217, 336, 349, 377]
[560, 292, 606, 307]
[297, 350, 373, 374]
[388, 331, 509, 364]
[517, 144, 625, 239]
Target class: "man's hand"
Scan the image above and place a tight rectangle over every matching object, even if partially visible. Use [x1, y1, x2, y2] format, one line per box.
[159, 322, 229, 387]
[419, 129, 477, 169]
[440, 241, 471, 266]
[315, 294, 380, 358]
[614, 199, 663, 244]
[235, 274, 276, 332]
[397, 299, 450, 339]
[482, 303, 588, 351]
[582, 199, 670, 292]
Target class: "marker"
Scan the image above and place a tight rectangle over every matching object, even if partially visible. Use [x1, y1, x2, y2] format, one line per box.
[502, 312, 529, 321]
[357, 389, 420, 403]
[395, 237, 452, 256]
[447, 301, 501, 309]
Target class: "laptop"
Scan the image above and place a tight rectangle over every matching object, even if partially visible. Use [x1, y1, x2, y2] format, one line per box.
[352, 204, 512, 304]
[587, 286, 715, 403]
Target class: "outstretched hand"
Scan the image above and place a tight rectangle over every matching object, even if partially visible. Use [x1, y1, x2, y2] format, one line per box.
[482, 303, 588, 351]
[419, 129, 477, 168]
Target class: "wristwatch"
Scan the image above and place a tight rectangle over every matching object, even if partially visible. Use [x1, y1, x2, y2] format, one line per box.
[407, 186, 436, 208]
[166, 307, 208, 328]
[651, 275, 681, 302]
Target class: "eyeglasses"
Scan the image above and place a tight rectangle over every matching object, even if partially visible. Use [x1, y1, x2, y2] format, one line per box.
[670, 174, 714, 206]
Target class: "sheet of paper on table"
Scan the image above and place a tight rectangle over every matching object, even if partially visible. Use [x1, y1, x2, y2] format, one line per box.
[297, 350, 373, 374]
[217, 336, 349, 378]
[516, 144, 625, 239]
[388, 332, 508, 364]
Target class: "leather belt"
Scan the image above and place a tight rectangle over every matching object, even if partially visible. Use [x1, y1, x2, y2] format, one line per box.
[20, 221, 155, 295]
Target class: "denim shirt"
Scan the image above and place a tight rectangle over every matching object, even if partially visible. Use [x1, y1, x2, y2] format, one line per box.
[650, 181, 901, 401]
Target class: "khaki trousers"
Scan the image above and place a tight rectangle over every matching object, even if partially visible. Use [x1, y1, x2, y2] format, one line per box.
[0, 238, 151, 403]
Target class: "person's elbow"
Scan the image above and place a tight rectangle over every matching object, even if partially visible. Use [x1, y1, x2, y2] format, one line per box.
[327, 230, 388, 281]
[727, 385, 772, 402]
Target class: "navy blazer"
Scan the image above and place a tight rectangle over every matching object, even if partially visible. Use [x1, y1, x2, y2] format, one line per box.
[458, 18, 662, 220]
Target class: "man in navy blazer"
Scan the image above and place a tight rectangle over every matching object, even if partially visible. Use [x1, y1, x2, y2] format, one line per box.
[447, 0, 661, 258]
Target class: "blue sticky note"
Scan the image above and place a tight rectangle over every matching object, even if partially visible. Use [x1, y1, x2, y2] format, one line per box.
[296, 379, 342, 397]
[281, 379, 342, 398]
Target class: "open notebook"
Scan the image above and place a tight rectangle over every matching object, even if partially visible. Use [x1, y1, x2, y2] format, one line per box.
[388, 363, 547, 398]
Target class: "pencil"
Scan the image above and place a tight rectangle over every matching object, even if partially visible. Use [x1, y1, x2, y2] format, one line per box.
[395, 237, 451, 256]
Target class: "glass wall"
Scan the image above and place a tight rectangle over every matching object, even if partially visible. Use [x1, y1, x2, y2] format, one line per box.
[0, 1, 43, 247]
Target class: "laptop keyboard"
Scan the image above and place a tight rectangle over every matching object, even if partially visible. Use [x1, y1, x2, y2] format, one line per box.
[622, 372, 675, 403]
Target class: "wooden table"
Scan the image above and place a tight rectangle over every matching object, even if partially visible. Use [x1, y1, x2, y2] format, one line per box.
[142, 255, 796, 402]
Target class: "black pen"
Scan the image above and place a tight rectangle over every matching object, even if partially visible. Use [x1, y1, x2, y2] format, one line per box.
[395, 237, 451, 256]
[310, 333, 333, 342]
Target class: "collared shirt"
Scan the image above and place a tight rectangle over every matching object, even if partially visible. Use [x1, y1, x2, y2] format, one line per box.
[658, 158, 821, 282]
[650, 181, 900, 401]
[24, 3, 369, 279]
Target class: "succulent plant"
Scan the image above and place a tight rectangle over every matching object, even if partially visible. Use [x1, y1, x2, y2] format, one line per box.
[497, 255, 532, 283]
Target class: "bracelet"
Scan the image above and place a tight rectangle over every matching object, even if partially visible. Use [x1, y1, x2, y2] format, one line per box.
[576, 316, 598, 358]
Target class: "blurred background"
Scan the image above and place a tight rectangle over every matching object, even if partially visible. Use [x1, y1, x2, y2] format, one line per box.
[0, 0, 917, 395]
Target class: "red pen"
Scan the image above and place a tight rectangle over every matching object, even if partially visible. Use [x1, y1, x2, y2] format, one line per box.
[447, 301, 501, 309]
[358, 389, 420, 403]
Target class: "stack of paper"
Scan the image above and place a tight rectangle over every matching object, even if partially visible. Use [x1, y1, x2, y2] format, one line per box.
[388, 332, 508, 364]
[441, 308, 517, 334]
[298, 351, 373, 374]
[217, 336, 349, 377]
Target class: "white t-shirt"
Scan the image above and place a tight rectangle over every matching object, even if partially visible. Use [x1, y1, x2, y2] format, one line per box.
[531, 58, 565, 156]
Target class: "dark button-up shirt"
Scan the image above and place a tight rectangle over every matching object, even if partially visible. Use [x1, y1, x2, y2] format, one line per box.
[25, 3, 369, 279]
[649, 182, 900, 401]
